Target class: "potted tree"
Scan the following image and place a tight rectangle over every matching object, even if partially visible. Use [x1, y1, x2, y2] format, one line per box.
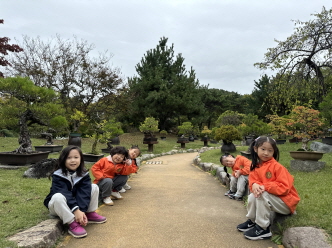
[160, 130, 168, 140]
[67, 109, 87, 147]
[267, 114, 289, 144]
[214, 125, 242, 153]
[237, 114, 272, 148]
[99, 119, 124, 153]
[177, 122, 193, 148]
[200, 126, 212, 146]
[287, 106, 326, 161]
[0, 77, 64, 165]
[139, 117, 159, 152]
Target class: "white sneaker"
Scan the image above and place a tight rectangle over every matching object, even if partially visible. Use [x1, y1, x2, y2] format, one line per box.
[111, 191, 123, 199]
[119, 187, 126, 193]
[123, 183, 131, 190]
[103, 197, 114, 206]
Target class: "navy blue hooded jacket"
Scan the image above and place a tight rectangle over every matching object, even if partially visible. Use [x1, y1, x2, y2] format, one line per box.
[44, 169, 92, 213]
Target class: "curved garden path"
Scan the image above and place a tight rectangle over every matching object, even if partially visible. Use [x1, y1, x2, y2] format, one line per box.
[57, 152, 279, 248]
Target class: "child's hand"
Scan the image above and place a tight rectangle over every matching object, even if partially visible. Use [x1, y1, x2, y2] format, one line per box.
[252, 183, 265, 198]
[234, 170, 241, 178]
[74, 209, 87, 226]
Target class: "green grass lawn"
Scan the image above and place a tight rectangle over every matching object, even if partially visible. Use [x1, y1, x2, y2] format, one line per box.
[0, 134, 331, 246]
[199, 140, 332, 244]
[0, 133, 219, 247]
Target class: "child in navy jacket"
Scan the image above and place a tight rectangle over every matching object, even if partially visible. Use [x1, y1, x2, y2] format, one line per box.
[44, 146, 106, 238]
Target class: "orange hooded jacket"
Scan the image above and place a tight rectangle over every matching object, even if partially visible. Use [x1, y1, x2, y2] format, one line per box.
[249, 158, 300, 213]
[91, 156, 138, 184]
[231, 155, 251, 176]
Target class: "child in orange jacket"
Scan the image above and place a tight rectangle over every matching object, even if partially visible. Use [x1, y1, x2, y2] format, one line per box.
[220, 154, 251, 200]
[120, 145, 141, 192]
[91, 146, 138, 206]
[237, 136, 300, 240]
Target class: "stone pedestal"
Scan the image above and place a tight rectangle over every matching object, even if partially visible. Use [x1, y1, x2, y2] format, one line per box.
[290, 160, 326, 172]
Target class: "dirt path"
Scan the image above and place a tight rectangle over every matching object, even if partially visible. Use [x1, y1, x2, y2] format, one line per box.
[57, 152, 279, 248]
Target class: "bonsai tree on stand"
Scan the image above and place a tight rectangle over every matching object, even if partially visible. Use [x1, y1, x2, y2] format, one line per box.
[177, 122, 193, 148]
[214, 125, 242, 153]
[139, 117, 159, 152]
[99, 119, 124, 153]
[160, 130, 168, 140]
[200, 126, 211, 146]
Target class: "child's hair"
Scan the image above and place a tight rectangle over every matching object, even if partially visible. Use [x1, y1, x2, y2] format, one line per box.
[250, 136, 279, 171]
[49, 145, 87, 179]
[220, 153, 234, 178]
[110, 146, 129, 160]
[130, 145, 141, 156]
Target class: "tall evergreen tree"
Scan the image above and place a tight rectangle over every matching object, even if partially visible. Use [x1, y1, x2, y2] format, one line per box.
[127, 37, 204, 130]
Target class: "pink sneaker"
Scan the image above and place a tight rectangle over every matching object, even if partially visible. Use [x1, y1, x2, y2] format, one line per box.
[68, 221, 87, 238]
[86, 212, 107, 224]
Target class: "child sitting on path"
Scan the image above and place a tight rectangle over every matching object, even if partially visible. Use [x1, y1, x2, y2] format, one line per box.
[237, 136, 300, 240]
[220, 153, 251, 200]
[44, 146, 106, 239]
[91, 146, 138, 206]
[120, 145, 141, 192]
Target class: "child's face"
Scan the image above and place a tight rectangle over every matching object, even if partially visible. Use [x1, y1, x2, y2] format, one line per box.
[254, 142, 274, 162]
[128, 148, 139, 159]
[112, 153, 125, 164]
[65, 149, 81, 171]
[221, 155, 233, 167]
[224, 156, 235, 167]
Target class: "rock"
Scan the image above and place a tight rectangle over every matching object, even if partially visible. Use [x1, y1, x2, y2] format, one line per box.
[202, 162, 213, 171]
[8, 218, 63, 248]
[290, 160, 325, 172]
[193, 156, 201, 165]
[310, 142, 332, 153]
[282, 227, 332, 248]
[211, 164, 219, 171]
[23, 158, 58, 179]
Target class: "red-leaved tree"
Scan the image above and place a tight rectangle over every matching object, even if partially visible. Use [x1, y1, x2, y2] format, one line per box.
[0, 19, 23, 77]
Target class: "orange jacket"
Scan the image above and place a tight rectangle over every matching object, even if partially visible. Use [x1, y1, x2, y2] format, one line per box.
[249, 158, 300, 213]
[91, 156, 138, 184]
[231, 155, 251, 176]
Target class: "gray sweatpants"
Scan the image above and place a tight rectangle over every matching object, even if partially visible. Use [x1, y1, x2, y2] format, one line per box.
[97, 175, 128, 198]
[48, 184, 99, 224]
[230, 175, 248, 197]
[246, 191, 291, 229]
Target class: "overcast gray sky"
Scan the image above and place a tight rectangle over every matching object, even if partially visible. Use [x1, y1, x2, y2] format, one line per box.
[2, 0, 332, 94]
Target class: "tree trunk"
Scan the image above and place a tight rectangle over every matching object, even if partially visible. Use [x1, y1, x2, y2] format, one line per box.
[301, 137, 310, 151]
[14, 109, 46, 153]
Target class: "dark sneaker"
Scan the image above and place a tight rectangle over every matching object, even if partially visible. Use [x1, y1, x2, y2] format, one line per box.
[237, 219, 256, 232]
[86, 212, 107, 224]
[244, 225, 272, 240]
[224, 190, 235, 196]
[229, 194, 243, 201]
[68, 221, 87, 238]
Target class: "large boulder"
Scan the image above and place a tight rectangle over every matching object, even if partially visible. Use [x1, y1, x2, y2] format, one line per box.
[23, 158, 58, 179]
[310, 141, 332, 153]
[283, 227, 332, 248]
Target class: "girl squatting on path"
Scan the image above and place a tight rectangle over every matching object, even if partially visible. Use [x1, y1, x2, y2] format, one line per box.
[44, 146, 106, 238]
[119, 145, 141, 193]
[237, 136, 300, 240]
[91, 146, 138, 206]
[220, 153, 251, 200]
